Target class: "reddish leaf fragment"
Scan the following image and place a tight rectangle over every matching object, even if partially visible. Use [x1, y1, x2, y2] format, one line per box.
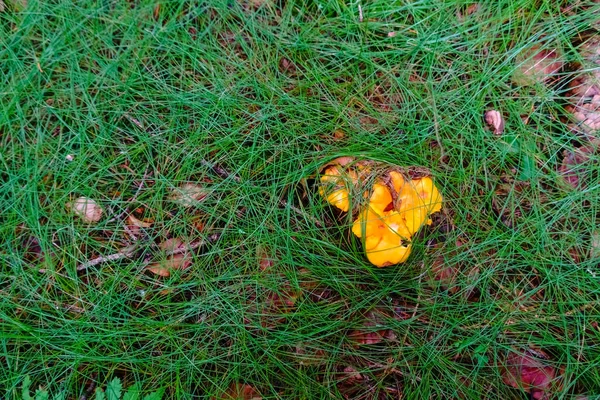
[341, 366, 364, 384]
[512, 46, 563, 86]
[502, 352, 557, 400]
[216, 383, 261, 400]
[279, 57, 295, 73]
[256, 245, 275, 271]
[146, 238, 192, 277]
[457, 3, 480, 20]
[22, 235, 44, 262]
[558, 146, 594, 189]
[348, 310, 391, 345]
[430, 256, 459, 294]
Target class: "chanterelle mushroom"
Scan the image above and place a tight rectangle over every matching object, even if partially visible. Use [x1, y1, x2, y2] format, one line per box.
[319, 165, 357, 212]
[320, 160, 443, 267]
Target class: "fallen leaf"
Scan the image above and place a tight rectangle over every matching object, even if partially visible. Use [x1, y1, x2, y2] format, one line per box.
[265, 289, 298, 312]
[279, 57, 295, 73]
[512, 45, 563, 86]
[484, 110, 505, 134]
[348, 309, 391, 345]
[558, 145, 594, 189]
[21, 235, 44, 262]
[127, 214, 153, 228]
[146, 238, 192, 277]
[333, 129, 345, 140]
[215, 383, 261, 400]
[456, 3, 480, 20]
[256, 245, 275, 271]
[570, 99, 600, 131]
[69, 196, 103, 223]
[294, 343, 327, 365]
[153, 3, 160, 20]
[501, 352, 558, 400]
[341, 366, 364, 384]
[169, 183, 209, 207]
[0, 1, 5, 12]
[429, 254, 459, 294]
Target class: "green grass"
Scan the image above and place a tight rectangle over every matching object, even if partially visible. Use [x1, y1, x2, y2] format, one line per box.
[2, 0, 600, 398]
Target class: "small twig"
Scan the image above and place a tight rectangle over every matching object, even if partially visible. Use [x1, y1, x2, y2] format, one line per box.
[124, 113, 144, 130]
[77, 234, 220, 271]
[79, 373, 98, 400]
[358, 3, 363, 22]
[77, 245, 138, 271]
[162, 234, 219, 258]
[200, 159, 241, 182]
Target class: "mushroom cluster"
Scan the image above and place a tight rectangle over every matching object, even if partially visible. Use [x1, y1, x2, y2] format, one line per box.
[319, 159, 443, 267]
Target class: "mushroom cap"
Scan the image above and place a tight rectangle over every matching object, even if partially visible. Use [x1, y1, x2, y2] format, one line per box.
[366, 234, 412, 267]
[322, 188, 350, 212]
[389, 171, 406, 193]
[319, 166, 358, 212]
[366, 183, 392, 214]
[410, 177, 443, 213]
[395, 177, 442, 232]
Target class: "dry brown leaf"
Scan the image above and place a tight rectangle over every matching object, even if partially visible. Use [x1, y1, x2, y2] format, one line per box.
[216, 383, 261, 400]
[265, 289, 298, 312]
[256, 245, 275, 271]
[169, 183, 209, 207]
[512, 46, 563, 86]
[341, 366, 364, 384]
[348, 309, 391, 345]
[146, 238, 192, 277]
[333, 129, 346, 140]
[127, 214, 152, 228]
[501, 352, 558, 400]
[571, 99, 600, 131]
[69, 196, 103, 223]
[429, 253, 459, 294]
[279, 57, 295, 73]
[558, 145, 595, 189]
[457, 3, 480, 20]
[22, 235, 44, 263]
[294, 343, 327, 365]
[484, 110, 505, 134]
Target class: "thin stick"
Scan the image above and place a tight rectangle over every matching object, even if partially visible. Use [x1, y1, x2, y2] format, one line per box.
[77, 245, 137, 271]
[200, 159, 241, 182]
[77, 234, 220, 271]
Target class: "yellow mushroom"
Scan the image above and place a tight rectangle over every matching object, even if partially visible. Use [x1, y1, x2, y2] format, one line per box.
[320, 161, 443, 268]
[366, 183, 392, 214]
[352, 207, 412, 266]
[395, 177, 443, 235]
[365, 233, 412, 267]
[319, 166, 358, 212]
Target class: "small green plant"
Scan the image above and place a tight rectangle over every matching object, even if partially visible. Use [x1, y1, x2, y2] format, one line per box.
[21, 376, 162, 400]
